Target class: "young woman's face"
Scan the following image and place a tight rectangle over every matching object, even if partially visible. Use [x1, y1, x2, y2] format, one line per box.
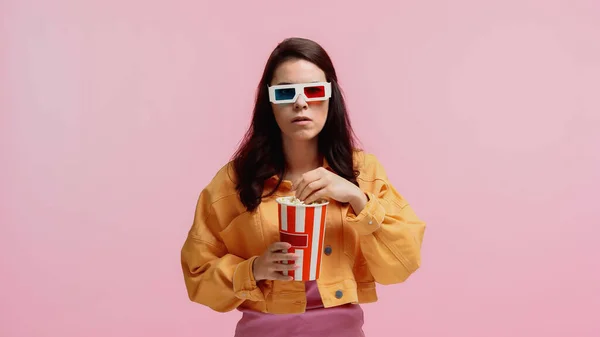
[270, 59, 329, 143]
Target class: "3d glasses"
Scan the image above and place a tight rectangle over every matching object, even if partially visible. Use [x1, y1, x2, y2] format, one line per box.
[268, 82, 332, 104]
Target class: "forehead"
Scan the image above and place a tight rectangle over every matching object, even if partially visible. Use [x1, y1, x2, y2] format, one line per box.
[271, 59, 326, 85]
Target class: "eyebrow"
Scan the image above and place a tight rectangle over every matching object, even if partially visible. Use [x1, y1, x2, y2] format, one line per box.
[275, 80, 321, 85]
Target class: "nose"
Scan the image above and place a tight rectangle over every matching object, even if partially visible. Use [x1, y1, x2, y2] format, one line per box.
[294, 94, 308, 111]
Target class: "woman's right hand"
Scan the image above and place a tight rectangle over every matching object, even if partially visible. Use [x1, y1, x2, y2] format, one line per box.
[252, 242, 299, 281]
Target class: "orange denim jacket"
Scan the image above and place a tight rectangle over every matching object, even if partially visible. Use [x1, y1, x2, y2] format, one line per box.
[180, 151, 426, 314]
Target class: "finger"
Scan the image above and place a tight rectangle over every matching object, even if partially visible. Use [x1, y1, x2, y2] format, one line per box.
[268, 242, 292, 253]
[272, 263, 301, 272]
[294, 175, 322, 200]
[291, 169, 321, 192]
[269, 253, 299, 262]
[270, 272, 294, 281]
[298, 179, 327, 201]
[292, 177, 310, 197]
[304, 188, 328, 205]
[291, 175, 305, 192]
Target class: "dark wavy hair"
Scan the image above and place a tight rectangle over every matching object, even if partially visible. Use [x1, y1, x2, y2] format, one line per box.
[232, 37, 360, 212]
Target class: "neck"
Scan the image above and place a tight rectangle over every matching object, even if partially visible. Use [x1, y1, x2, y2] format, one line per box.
[282, 138, 320, 176]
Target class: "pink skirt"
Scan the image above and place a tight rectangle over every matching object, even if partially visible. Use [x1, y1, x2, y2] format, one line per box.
[234, 281, 365, 337]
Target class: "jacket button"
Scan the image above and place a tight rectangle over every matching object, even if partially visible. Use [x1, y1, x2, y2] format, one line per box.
[368, 220, 373, 225]
[335, 290, 343, 299]
[324, 246, 332, 256]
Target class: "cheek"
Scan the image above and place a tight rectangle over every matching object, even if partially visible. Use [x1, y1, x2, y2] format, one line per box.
[310, 102, 329, 125]
[271, 105, 289, 128]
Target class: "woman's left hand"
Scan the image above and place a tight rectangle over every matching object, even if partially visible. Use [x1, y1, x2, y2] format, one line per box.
[292, 167, 368, 213]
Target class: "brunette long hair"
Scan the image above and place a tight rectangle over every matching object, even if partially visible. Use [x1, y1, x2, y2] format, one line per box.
[232, 37, 359, 212]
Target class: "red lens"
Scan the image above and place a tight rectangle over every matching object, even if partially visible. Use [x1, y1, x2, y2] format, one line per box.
[303, 85, 325, 98]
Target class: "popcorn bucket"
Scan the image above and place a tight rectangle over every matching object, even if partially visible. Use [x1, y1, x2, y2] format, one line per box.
[275, 196, 329, 281]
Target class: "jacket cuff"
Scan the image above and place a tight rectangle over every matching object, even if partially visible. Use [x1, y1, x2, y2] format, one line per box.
[346, 192, 386, 236]
[232, 256, 265, 302]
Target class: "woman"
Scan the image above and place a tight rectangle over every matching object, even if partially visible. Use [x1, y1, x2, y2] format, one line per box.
[181, 37, 426, 337]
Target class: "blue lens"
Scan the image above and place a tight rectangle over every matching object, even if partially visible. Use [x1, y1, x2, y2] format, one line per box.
[274, 88, 296, 101]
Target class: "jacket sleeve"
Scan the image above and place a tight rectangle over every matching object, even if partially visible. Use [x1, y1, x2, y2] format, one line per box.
[180, 189, 264, 312]
[345, 154, 426, 285]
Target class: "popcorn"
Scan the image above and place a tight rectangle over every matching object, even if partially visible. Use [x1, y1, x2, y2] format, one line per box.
[286, 196, 324, 205]
[289, 196, 307, 205]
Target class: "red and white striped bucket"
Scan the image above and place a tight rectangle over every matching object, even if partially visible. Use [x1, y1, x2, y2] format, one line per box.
[276, 196, 329, 281]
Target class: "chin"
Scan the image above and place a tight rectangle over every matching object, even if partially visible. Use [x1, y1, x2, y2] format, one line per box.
[284, 130, 319, 142]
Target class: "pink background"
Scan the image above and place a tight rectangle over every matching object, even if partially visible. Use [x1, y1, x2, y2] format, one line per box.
[2, 0, 599, 336]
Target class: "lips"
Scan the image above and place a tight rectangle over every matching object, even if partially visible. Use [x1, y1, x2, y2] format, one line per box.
[292, 116, 312, 123]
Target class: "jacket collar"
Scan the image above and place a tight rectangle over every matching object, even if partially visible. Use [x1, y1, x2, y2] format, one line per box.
[266, 155, 332, 186]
